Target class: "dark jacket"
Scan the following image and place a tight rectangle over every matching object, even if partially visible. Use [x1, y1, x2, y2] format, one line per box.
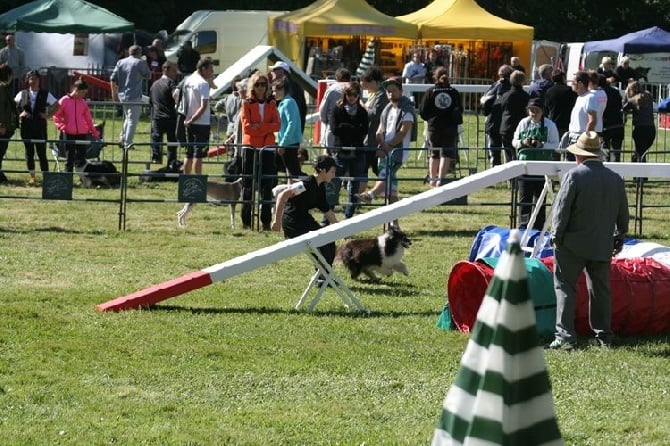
[499, 85, 529, 137]
[602, 84, 624, 130]
[331, 102, 368, 149]
[545, 82, 577, 134]
[288, 77, 307, 133]
[364, 87, 388, 147]
[481, 78, 511, 134]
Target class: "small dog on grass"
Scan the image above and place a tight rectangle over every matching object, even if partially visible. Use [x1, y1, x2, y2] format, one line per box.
[336, 227, 411, 282]
[177, 178, 243, 229]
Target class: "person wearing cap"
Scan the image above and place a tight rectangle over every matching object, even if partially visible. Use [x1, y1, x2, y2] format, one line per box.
[419, 66, 462, 186]
[110, 44, 150, 150]
[357, 76, 415, 228]
[547, 131, 629, 350]
[14, 70, 59, 185]
[614, 57, 636, 89]
[512, 98, 559, 230]
[269, 61, 307, 133]
[271, 154, 338, 268]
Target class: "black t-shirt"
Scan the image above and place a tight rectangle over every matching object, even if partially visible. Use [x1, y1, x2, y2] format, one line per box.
[282, 175, 329, 236]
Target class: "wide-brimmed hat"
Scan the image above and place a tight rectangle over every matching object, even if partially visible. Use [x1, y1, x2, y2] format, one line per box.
[567, 131, 604, 157]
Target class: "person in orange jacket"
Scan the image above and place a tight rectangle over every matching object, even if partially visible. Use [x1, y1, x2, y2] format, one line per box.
[240, 71, 280, 230]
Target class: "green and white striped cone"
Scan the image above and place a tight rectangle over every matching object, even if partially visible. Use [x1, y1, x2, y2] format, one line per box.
[432, 230, 564, 446]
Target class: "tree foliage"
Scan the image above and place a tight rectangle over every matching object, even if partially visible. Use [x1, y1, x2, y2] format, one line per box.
[0, 0, 669, 42]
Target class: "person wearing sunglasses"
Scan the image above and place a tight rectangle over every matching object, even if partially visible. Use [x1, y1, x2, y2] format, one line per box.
[240, 71, 280, 230]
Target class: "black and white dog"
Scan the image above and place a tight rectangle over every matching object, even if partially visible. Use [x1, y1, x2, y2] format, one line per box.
[336, 227, 411, 282]
[75, 160, 120, 188]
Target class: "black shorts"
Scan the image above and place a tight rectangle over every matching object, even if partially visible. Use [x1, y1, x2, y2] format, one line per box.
[185, 124, 210, 159]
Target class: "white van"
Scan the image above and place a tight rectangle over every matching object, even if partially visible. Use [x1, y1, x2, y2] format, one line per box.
[164, 10, 286, 71]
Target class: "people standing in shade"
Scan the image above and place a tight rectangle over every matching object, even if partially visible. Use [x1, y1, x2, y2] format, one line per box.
[623, 81, 656, 163]
[357, 77, 414, 229]
[0, 34, 25, 95]
[271, 155, 338, 269]
[182, 57, 214, 175]
[480, 64, 513, 166]
[272, 76, 303, 182]
[240, 71, 280, 230]
[359, 66, 388, 194]
[177, 40, 200, 75]
[14, 70, 58, 185]
[420, 66, 462, 186]
[0, 64, 16, 183]
[512, 98, 559, 230]
[110, 45, 150, 150]
[149, 61, 178, 166]
[510, 56, 525, 73]
[269, 61, 307, 134]
[614, 57, 636, 89]
[52, 79, 100, 173]
[600, 74, 625, 162]
[597, 56, 616, 84]
[547, 131, 629, 350]
[545, 69, 577, 141]
[424, 48, 443, 84]
[330, 82, 368, 219]
[499, 70, 529, 162]
[527, 64, 554, 106]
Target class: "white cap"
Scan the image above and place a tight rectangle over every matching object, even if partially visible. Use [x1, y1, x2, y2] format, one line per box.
[269, 61, 290, 72]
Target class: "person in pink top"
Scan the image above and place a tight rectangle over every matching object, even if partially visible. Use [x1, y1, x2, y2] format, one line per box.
[52, 79, 100, 172]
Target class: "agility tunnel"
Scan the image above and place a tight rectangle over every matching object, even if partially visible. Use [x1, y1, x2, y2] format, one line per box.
[447, 256, 670, 337]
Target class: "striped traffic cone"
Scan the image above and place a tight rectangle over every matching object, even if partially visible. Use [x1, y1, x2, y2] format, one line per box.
[432, 230, 563, 446]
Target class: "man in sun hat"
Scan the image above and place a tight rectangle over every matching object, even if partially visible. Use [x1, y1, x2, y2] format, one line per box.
[547, 131, 629, 350]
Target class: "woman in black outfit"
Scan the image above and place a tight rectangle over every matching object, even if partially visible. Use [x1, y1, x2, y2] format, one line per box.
[271, 155, 338, 265]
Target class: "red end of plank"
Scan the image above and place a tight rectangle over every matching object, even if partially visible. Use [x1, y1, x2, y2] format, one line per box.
[95, 271, 213, 312]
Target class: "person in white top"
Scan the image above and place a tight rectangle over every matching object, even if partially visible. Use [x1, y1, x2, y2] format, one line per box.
[14, 70, 58, 185]
[567, 71, 599, 160]
[182, 57, 214, 175]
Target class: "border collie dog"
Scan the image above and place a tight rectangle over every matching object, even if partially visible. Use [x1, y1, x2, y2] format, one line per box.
[336, 227, 411, 282]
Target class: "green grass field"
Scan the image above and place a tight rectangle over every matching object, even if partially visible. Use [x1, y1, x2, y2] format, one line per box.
[1, 112, 669, 444]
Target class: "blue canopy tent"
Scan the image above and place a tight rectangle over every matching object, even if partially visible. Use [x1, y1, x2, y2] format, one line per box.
[584, 26, 670, 54]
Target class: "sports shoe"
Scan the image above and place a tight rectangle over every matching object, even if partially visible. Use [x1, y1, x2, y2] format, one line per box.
[591, 337, 613, 348]
[356, 192, 373, 204]
[544, 338, 576, 351]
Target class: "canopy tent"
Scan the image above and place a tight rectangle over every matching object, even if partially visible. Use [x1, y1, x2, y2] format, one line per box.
[583, 26, 670, 54]
[0, 0, 134, 33]
[397, 0, 533, 78]
[268, 0, 418, 69]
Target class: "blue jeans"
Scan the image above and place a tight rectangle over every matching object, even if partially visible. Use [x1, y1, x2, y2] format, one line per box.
[325, 154, 366, 219]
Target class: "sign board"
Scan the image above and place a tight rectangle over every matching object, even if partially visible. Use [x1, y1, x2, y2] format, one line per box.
[42, 172, 73, 200]
[178, 174, 208, 203]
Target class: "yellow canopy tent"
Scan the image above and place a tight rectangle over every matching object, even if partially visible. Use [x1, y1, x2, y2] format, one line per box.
[268, 0, 418, 71]
[398, 0, 534, 79]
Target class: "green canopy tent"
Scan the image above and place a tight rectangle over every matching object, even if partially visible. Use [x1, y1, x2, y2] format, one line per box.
[0, 0, 134, 33]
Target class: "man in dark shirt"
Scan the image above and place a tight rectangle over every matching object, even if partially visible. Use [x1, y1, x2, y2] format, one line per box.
[545, 69, 577, 141]
[149, 61, 178, 165]
[177, 41, 200, 75]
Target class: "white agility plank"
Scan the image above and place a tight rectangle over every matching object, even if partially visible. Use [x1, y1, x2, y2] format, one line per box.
[97, 161, 670, 311]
